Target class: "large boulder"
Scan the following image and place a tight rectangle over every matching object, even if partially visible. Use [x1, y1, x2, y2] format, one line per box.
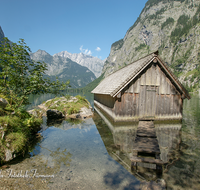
[0, 98, 8, 109]
[47, 109, 65, 120]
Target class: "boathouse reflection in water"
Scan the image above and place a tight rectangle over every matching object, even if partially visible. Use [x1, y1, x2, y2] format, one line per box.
[93, 105, 181, 181]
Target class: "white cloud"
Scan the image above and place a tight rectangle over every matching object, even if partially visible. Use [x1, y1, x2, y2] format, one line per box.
[79, 45, 84, 52]
[79, 45, 92, 56]
[87, 50, 92, 55]
[95, 47, 101, 52]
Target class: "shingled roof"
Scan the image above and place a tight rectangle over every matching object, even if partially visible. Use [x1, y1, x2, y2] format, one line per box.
[91, 51, 190, 99]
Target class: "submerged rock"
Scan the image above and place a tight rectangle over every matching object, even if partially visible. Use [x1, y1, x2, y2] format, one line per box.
[140, 179, 166, 190]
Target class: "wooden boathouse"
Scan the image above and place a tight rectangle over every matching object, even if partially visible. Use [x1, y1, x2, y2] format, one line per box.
[92, 51, 190, 122]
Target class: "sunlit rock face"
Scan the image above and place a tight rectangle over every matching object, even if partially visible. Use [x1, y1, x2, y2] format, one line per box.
[54, 51, 105, 78]
[30, 50, 96, 88]
[103, 0, 200, 89]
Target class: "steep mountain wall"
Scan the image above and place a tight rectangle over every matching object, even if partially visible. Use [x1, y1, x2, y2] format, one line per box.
[54, 51, 104, 78]
[103, 0, 200, 91]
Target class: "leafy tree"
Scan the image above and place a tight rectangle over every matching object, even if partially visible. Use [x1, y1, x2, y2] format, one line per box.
[0, 37, 70, 109]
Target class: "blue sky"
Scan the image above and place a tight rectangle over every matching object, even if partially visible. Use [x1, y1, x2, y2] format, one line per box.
[1, 0, 148, 60]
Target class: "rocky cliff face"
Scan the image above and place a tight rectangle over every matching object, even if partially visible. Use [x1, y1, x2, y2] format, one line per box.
[103, 0, 200, 91]
[0, 26, 5, 42]
[54, 51, 104, 78]
[30, 50, 96, 88]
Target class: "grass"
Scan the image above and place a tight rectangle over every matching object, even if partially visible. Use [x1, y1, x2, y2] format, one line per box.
[76, 95, 89, 106]
[44, 94, 90, 116]
[6, 132, 26, 152]
[45, 99, 54, 107]
[67, 107, 79, 115]
[0, 96, 43, 164]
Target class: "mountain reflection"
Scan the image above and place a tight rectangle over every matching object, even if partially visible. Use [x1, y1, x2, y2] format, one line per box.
[155, 122, 181, 164]
[93, 106, 182, 181]
[46, 118, 95, 131]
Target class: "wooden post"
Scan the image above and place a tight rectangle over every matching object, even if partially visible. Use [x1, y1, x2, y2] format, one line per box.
[131, 162, 137, 172]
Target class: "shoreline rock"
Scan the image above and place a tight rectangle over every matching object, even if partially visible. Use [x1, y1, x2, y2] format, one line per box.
[28, 95, 93, 120]
[68, 106, 93, 119]
[47, 109, 65, 119]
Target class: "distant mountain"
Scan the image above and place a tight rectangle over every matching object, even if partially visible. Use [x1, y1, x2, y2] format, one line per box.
[103, 0, 200, 91]
[0, 26, 5, 42]
[0, 26, 97, 88]
[54, 51, 104, 78]
[30, 50, 96, 88]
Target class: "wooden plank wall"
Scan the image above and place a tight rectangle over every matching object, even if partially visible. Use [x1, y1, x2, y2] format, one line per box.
[114, 93, 140, 117]
[113, 62, 183, 119]
[114, 77, 140, 117]
[154, 65, 182, 117]
[94, 94, 115, 108]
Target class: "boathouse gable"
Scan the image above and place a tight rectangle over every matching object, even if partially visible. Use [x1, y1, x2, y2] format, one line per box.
[92, 51, 190, 122]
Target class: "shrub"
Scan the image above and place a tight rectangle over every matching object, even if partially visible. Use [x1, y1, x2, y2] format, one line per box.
[65, 94, 71, 100]
[161, 17, 174, 29]
[135, 43, 147, 51]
